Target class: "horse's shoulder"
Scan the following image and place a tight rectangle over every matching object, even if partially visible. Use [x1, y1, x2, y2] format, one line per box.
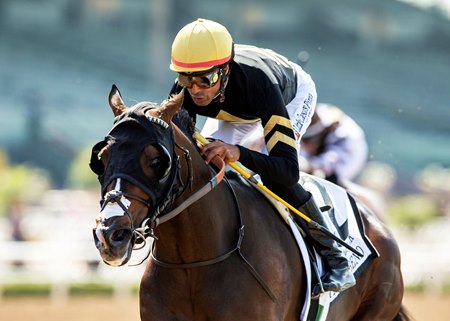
[224, 170, 273, 204]
[225, 170, 254, 189]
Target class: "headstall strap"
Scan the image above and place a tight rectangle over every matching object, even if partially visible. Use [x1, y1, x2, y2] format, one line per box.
[151, 141, 192, 219]
[100, 137, 226, 266]
[154, 155, 225, 226]
[175, 142, 193, 194]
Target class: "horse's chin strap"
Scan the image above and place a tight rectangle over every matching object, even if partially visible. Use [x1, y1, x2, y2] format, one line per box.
[99, 189, 154, 253]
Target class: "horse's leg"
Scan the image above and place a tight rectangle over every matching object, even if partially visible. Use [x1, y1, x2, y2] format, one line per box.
[349, 266, 404, 320]
[139, 266, 189, 321]
[349, 216, 404, 321]
[392, 305, 412, 321]
[139, 256, 305, 321]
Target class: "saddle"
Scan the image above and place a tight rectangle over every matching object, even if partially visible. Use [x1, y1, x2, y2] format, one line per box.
[241, 171, 379, 321]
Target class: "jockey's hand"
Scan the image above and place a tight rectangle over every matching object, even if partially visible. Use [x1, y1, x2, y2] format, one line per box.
[200, 140, 240, 164]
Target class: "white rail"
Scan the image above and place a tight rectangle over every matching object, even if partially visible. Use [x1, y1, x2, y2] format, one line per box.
[0, 240, 148, 304]
[2, 222, 450, 304]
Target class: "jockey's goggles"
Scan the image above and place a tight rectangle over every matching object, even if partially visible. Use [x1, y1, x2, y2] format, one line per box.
[177, 69, 222, 89]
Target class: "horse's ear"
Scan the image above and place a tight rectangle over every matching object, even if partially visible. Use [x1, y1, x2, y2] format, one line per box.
[108, 84, 128, 117]
[159, 90, 184, 123]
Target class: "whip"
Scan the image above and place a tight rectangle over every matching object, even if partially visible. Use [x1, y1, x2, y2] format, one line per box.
[193, 132, 363, 257]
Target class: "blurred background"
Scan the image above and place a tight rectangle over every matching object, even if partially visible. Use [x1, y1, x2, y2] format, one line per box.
[0, 0, 449, 320]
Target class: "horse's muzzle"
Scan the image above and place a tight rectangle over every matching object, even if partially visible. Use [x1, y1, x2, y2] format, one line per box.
[93, 222, 134, 266]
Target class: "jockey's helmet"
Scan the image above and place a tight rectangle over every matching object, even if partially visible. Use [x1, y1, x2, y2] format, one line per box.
[170, 18, 233, 73]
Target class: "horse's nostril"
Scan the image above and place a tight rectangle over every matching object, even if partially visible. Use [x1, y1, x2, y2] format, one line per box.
[110, 229, 132, 243]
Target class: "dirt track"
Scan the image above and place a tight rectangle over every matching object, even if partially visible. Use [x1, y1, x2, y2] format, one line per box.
[0, 292, 447, 321]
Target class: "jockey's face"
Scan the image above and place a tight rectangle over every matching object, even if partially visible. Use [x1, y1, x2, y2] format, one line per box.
[186, 78, 221, 106]
[178, 68, 221, 107]
[179, 65, 229, 107]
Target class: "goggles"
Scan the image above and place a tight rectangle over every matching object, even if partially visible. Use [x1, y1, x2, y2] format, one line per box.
[177, 69, 222, 88]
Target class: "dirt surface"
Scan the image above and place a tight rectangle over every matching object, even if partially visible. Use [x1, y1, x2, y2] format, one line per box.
[0, 296, 140, 321]
[0, 292, 448, 321]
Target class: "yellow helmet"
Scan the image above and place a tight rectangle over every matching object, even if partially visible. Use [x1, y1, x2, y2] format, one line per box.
[170, 18, 233, 73]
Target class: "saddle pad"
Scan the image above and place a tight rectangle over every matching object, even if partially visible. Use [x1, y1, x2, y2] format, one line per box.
[249, 172, 379, 321]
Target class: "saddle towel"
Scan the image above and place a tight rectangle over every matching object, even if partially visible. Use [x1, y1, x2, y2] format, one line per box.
[250, 172, 379, 321]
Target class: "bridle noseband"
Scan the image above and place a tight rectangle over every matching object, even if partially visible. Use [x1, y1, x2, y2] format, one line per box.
[100, 189, 152, 247]
[93, 112, 276, 301]
[99, 136, 226, 254]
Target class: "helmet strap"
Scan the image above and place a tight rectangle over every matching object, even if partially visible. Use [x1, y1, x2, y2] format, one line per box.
[218, 64, 231, 103]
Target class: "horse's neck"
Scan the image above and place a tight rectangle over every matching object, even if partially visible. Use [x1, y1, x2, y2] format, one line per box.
[153, 129, 238, 264]
[173, 126, 213, 191]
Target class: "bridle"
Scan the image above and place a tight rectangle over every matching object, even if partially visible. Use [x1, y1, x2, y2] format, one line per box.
[98, 134, 227, 254]
[95, 120, 276, 301]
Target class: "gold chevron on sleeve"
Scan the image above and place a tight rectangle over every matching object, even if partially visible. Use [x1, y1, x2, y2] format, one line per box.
[216, 110, 260, 123]
[264, 115, 292, 136]
[266, 132, 297, 152]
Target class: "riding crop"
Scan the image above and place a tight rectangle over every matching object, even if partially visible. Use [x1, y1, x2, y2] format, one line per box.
[193, 132, 364, 258]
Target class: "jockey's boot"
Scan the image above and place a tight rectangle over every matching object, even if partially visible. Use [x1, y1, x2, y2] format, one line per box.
[297, 194, 356, 297]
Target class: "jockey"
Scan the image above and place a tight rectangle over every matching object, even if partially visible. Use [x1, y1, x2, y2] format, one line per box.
[300, 103, 369, 186]
[167, 18, 355, 297]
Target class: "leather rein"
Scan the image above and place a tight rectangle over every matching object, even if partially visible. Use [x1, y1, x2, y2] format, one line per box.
[102, 136, 276, 301]
[157, 141, 276, 301]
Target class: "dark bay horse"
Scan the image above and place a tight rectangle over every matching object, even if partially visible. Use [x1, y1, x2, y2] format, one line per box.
[90, 85, 410, 321]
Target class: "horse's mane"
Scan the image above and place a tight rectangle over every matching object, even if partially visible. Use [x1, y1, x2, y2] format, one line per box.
[172, 107, 196, 144]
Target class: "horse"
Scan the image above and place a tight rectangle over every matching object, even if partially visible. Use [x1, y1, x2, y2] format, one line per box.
[90, 85, 410, 321]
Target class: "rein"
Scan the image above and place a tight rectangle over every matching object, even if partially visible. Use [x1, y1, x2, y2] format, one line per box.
[128, 146, 227, 256]
[135, 139, 276, 301]
[151, 175, 244, 269]
[100, 129, 276, 301]
[150, 174, 277, 302]
[154, 153, 224, 227]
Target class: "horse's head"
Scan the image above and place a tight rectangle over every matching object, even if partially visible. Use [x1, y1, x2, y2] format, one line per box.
[90, 85, 185, 266]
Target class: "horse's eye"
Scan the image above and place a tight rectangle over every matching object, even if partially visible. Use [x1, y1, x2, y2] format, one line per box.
[150, 156, 172, 179]
[149, 158, 161, 170]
